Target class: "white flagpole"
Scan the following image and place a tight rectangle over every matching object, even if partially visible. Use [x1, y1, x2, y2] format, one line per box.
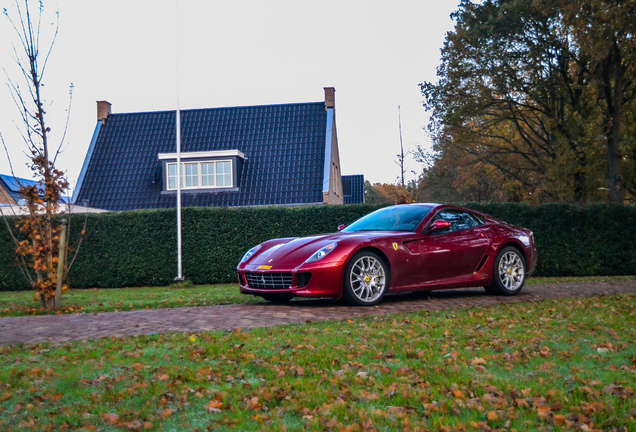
[175, 0, 183, 282]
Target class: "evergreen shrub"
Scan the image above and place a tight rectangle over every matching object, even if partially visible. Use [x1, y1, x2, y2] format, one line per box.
[1, 203, 634, 291]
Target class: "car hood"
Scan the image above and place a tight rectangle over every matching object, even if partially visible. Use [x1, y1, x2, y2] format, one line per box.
[249, 231, 403, 267]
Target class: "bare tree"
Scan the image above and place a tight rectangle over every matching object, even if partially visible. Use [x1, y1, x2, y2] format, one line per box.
[394, 106, 415, 203]
[2, 0, 84, 309]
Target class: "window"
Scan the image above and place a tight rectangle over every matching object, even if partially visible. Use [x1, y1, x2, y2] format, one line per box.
[216, 161, 232, 187]
[184, 163, 198, 187]
[342, 205, 434, 233]
[201, 163, 215, 187]
[168, 164, 178, 189]
[166, 160, 233, 190]
[431, 209, 481, 233]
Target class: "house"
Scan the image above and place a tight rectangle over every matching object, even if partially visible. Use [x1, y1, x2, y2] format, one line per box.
[73, 88, 365, 211]
[342, 175, 365, 205]
[0, 174, 39, 206]
[0, 173, 89, 214]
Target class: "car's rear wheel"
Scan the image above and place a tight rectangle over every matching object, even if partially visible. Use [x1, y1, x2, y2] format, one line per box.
[260, 294, 293, 304]
[343, 251, 389, 306]
[485, 246, 526, 296]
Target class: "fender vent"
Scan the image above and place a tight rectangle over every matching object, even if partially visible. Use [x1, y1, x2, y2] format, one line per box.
[474, 255, 488, 272]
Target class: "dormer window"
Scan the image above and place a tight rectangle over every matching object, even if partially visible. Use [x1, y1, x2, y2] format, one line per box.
[159, 150, 244, 192]
[166, 160, 233, 190]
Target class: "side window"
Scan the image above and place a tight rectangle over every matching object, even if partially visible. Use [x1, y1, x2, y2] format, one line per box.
[469, 212, 485, 225]
[458, 212, 480, 229]
[431, 210, 480, 233]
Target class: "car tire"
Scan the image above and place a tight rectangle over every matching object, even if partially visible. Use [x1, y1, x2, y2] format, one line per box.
[260, 294, 293, 304]
[343, 251, 390, 306]
[485, 246, 526, 296]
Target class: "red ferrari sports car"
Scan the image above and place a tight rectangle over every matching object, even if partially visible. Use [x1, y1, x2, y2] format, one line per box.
[237, 204, 537, 306]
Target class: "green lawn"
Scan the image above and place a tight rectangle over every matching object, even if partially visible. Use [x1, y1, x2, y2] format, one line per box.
[1, 276, 635, 318]
[0, 293, 634, 431]
[0, 283, 262, 317]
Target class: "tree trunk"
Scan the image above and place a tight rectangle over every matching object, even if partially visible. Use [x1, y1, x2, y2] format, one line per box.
[606, 45, 626, 204]
[54, 221, 67, 308]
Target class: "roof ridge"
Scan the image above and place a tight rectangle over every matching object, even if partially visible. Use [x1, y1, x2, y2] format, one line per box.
[107, 101, 325, 117]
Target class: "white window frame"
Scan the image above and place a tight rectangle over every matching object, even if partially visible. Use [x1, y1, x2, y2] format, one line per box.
[166, 159, 233, 191]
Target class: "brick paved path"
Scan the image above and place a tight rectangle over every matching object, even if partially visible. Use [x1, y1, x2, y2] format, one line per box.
[1, 281, 634, 345]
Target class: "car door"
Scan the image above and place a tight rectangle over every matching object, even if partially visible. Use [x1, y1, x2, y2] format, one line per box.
[415, 209, 490, 284]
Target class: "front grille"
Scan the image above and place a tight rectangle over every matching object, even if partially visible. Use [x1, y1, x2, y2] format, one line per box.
[244, 272, 293, 289]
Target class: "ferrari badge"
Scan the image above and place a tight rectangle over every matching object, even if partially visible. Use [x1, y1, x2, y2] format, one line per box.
[392, 242, 399, 251]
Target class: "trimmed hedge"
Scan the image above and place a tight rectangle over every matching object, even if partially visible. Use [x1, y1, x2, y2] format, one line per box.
[0, 204, 384, 291]
[1, 203, 635, 291]
[464, 203, 636, 277]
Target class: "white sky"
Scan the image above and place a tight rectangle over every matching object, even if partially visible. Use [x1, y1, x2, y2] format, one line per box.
[0, 0, 458, 193]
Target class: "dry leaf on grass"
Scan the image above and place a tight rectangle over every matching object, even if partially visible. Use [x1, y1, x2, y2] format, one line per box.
[205, 400, 223, 413]
[247, 396, 261, 410]
[102, 413, 119, 425]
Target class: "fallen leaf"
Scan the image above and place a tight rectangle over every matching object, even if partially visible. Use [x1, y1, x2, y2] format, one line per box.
[18, 418, 35, 428]
[205, 400, 223, 413]
[387, 406, 405, 413]
[247, 396, 261, 410]
[102, 413, 119, 425]
[487, 411, 498, 421]
[124, 420, 144, 431]
[160, 408, 173, 419]
[470, 357, 487, 366]
[537, 406, 551, 420]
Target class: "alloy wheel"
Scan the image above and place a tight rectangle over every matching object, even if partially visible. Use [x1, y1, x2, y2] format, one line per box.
[349, 256, 386, 303]
[498, 251, 525, 291]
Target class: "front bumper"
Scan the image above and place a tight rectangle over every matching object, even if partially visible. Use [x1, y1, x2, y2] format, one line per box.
[238, 261, 345, 299]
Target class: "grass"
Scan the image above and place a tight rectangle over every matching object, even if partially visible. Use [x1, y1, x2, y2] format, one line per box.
[0, 293, 634, 431]
[0, 276, 635, 318]
[0, 283, 261, 317]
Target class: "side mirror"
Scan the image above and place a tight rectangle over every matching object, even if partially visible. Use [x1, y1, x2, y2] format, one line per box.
[337, 224, 345, 231]
[428, 220, 450, 233]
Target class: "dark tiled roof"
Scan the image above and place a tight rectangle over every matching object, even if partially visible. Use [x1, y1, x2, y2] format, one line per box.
[76, 102, 328, 211]
[0, 174, 39, 203]
[342, 175, 365, 204]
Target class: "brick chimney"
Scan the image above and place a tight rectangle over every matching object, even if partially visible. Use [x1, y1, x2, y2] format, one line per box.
[324, 87, 335, 109]
[97, 101, 111, 122]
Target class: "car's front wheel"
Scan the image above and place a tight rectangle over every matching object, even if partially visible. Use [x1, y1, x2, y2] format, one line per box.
[485, 246, 526, 296]
[343, 251, 389, 306]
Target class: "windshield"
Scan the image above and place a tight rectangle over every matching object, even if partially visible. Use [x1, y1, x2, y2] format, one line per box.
[342, 205, 433, 233]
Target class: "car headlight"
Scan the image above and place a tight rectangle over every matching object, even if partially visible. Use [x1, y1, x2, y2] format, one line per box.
[305, 243, 337, 263]
[240, 245, 262, 263]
